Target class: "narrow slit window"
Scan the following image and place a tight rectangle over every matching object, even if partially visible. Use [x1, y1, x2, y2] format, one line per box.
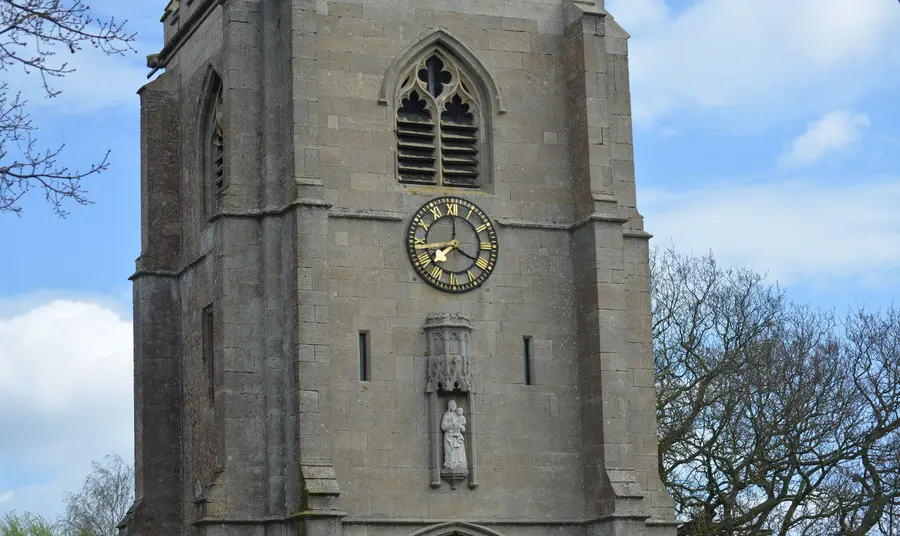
[211, 88, 225, 196]
[202, 305, 216, 421]
[359, 332, 370, 381]
[204, 76, 225, 216]
[524, 336, 533, 385]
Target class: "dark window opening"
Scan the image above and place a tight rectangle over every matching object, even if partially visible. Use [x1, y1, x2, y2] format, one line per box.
[202, 305, 216, 422]
[211, 89, 225, 196]
[418, 55, 452, 97]
[397, 90, 436, 184]
[396, 52, 481, 188]
[359, 332, 370, 381]
[524, 336, 533, 386]
[440, 95, 478, 187]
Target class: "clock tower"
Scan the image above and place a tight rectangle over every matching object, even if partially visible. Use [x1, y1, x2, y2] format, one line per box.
[122, 0, 678, 535]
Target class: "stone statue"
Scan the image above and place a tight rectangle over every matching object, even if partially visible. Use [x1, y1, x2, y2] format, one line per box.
[441, 400, 468, 473]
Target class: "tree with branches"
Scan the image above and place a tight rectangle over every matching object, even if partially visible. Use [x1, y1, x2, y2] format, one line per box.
[0, 0, 135, 216]
[0, 512, 58, 536]
[60, 454, 134, 536]
[652, 248, 900, 535]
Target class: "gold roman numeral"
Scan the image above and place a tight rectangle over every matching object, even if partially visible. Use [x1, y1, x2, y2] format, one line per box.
[449, 273, 458, 286]
[417, 252, 431, 266]
[466, 208, 473, 220]
[475, 223, 490, 233]
[475, 257, 490, 270]
[430, 265, 444, 280]
[414, 237, 426, 245]
[416, 219, 429, 231]
[446, 202, 459, 216]
[430, 206, 443, 219]
[480, 242, 493, 250]
[467, 270, 476, 282]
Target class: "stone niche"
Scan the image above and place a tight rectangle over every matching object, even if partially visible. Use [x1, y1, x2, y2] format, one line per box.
[424, 313, 478, 490]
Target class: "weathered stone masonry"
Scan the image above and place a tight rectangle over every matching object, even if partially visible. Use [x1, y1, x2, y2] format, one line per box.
[122, 0, 678, 535]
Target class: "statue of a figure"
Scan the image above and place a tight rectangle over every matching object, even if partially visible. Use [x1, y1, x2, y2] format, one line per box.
[441, 400, 468, 473]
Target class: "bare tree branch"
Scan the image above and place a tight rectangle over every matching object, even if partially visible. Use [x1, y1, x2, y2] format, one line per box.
[0, 0, 135, 216]
[653, 247, 900, 535]
[61, 454, 134, 536]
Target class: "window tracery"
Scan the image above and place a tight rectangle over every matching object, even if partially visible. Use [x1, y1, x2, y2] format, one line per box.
[396, 51, 481, 188]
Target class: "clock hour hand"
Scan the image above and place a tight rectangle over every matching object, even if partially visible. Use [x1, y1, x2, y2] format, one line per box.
[434, 245, 456, 263]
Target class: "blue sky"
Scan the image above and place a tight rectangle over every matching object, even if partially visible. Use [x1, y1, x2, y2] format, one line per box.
[1, 0, 899, 522]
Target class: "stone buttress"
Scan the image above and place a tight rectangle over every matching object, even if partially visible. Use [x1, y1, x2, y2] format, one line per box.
[122, 0, 678, 535]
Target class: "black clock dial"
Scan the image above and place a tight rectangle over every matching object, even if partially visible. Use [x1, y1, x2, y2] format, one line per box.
[406, 196, 499, 293]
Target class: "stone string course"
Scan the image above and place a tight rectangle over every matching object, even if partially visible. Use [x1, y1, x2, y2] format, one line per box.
[122, 0, 678, 535]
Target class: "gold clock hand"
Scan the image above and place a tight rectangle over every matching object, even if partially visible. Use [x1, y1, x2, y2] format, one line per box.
[434, 244, 456, 263]
[414, 239, 459, 250]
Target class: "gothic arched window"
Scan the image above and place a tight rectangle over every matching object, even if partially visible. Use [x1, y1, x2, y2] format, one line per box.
[202, 74, 225, 215]
[395, 50, 482, 188]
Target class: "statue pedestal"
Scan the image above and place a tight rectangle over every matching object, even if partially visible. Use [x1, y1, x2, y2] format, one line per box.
[441, 468, 469, 490]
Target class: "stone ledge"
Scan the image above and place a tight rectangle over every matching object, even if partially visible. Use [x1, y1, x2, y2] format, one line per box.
[342, 518, 585, 525]
[329, 208, 405, 221]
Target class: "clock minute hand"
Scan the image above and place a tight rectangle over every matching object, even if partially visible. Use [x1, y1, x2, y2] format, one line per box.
[414, 240, 459, 250]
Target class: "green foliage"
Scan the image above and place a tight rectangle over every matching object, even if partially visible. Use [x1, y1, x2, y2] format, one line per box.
[61, 455, 133, 536]
[0, 511, 60, 536]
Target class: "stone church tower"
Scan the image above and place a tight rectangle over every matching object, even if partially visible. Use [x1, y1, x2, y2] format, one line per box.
[122, 0, 677, 535]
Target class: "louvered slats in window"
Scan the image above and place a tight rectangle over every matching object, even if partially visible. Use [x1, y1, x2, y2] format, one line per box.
[213, 125, 225, 193]
[397, 91, 437, 184]
[440, 121, 478, 187]
[440, 94, 478, 187]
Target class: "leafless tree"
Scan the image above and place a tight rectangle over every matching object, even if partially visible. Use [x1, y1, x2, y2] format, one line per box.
[652, 248, 900, 535]
[61, 454, 134, 536]
[0, 0, 135, 216]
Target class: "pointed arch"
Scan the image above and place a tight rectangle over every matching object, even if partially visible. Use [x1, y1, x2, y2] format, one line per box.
[405, 522, 508, 536]
[379, 28, 506, 115]
[198, 64, 224, 216]
[383, 29, 503, 189]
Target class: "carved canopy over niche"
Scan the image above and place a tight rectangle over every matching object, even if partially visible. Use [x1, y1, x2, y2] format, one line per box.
[425, 313, 473, 393]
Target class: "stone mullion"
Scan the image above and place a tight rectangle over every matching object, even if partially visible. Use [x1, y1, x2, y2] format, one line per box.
[433, 95, 445, 186]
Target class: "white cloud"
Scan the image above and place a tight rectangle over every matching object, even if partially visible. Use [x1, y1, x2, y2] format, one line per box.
[0, 491, 13, 504]
[608, 0, 900, 123]
[0, 299, 133, 520]
[779, 110, 870, 168]
[641, 178, 900, 287]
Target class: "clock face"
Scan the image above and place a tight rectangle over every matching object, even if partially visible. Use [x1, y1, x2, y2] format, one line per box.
[406, 196, 499, 293]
